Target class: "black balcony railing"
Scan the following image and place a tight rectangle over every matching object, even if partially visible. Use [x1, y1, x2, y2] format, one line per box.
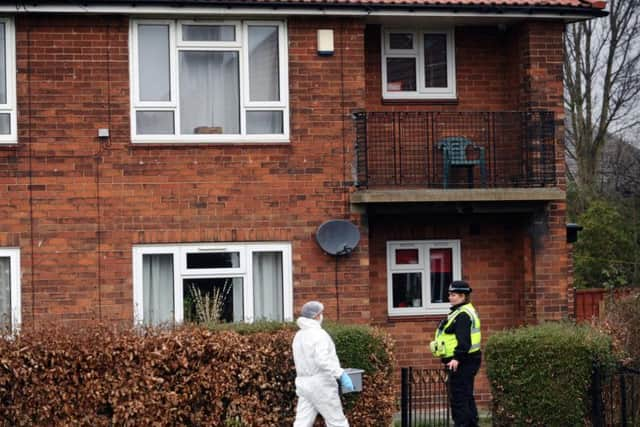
[353, 111, 556, 189]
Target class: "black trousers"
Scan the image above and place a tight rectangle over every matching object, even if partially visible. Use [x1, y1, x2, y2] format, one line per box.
[447, 357, 481, 427]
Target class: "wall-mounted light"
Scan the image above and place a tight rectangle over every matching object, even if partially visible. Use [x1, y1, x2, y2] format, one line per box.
[566, 223, 583, 244]
[317, 29, 334, 56]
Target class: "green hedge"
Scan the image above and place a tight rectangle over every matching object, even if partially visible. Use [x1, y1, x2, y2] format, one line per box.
[0, 322, 396, 426]
[485, 322, 616, 426]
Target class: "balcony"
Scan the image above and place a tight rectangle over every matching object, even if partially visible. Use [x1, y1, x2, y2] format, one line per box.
[351, 111, 561, 205]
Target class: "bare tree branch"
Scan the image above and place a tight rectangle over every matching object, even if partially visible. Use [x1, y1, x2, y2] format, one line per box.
[564, 0, 640, 201]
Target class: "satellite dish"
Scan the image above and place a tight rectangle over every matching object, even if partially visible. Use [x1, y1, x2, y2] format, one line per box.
[316, 220, 360, 256]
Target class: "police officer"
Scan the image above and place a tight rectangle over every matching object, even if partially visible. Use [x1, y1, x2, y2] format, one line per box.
[431, 280, 481, 427]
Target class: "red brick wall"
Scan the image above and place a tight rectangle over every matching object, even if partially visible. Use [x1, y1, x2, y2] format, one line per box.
[0, 13, 571, 410]
[368, 213, 528, 406]
[362, 19, 569, 404]
[365, 24, 518, 111]
[2, 15, 371, 325]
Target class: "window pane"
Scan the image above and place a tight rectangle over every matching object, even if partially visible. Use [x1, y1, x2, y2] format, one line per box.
[0, 113, 10, 134]
[179, 51, 239, 135]
[389, 33, 413, 50]
[0, 23, 6, 105]
[183, 277, 243, 323]
[246, 111, 283, 134]
[386, 58, 416, 92]
[138, 24, 171, 102]
[253, 252, 283, 321]
[186, 252, 240, 269]
[392, 272, 422, 308]
[142, 254, 174, 326]
[424, 34, 448, 88]
[430, 248, 452, 303]
[182, 24, 235, 42]
[0, 256, 10, 328]
[248, 25, 280, 102]
[395, 249, 419, 265]
[136, 111, 174, 135]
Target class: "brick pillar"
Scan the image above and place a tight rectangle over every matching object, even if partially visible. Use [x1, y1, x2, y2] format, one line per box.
[516, 22, 570, 322]
[531, 203, 570, 321]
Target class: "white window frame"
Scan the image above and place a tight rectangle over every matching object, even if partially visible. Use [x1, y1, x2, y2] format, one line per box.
[132, 242, 293, 325]
[179, 245, 247, 276]
[130, 19, 289, 144]
[387, 240, 461, 316]
[0, 248, 21, 332]
[381, 28, 456, 100]
[0, 18, 17, 144]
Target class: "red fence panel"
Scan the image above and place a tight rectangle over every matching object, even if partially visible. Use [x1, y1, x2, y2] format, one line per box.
[575, 288, 606, 322]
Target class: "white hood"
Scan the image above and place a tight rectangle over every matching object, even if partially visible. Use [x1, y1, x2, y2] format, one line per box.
[296, 316, 321, 330]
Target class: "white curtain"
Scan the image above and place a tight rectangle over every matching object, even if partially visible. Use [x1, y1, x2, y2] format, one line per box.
[0, 23, 8, 136]
[142, 254, 174, 326]
[0, 257, 10, 328]
[231, 277, 244, 322]
[179, 51, 239, 134]
[136, 111, 174, 135]
[0, 23, 6, 104]
[248, 25, 279, 102]
[182, 25, 235, 42]
[247, 26, 282, 134]
[252, 252, 283, 321]
[246, 111, 283, 135]
[138, 24, 171, 102]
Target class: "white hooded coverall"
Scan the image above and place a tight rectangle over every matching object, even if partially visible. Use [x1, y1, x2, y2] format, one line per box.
[292, 317, 349, 427]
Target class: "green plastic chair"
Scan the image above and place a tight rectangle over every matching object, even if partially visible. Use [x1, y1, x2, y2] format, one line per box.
[437, 137, 486, 188]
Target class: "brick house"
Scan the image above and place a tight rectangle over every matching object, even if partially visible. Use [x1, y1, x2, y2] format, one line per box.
[0, 0, 604, 406]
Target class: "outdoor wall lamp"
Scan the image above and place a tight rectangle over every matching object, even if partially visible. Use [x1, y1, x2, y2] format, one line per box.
[317, 29, 334, 56]
[566, 223, 583, 243]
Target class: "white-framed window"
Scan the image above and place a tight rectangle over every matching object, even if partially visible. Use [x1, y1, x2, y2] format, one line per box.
[132, 242, 293, 325]
[0, 18, 16, 144]
[0, 248, 21, 332]
[130, 19, 289, 144]
[381, 28, 456, 100]
[387, 240, 461, 316]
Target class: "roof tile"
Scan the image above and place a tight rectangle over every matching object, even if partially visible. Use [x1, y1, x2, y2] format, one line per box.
[208, 0, 605, 9]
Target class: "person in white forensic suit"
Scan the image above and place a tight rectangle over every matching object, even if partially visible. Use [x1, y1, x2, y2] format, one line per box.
[292, 301, 354, 427]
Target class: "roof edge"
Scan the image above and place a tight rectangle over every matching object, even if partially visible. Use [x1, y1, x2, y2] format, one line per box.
[2, 0, 608, 17]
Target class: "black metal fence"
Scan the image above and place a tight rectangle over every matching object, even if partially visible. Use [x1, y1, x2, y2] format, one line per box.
[400, 367, 451, 427]
[353, 111, 556, 189]
[592, 364, 640, 427]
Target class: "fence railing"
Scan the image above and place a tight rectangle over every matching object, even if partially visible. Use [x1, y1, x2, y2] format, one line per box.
[400, 367, 451, 427]
[592, 364, 640, 427]
[353, 111, 556, 189]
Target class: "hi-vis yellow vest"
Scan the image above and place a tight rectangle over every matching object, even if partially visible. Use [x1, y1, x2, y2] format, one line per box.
[430, 303, 481, 358]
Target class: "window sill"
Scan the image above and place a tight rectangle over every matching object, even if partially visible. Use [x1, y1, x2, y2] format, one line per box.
[387, 309, 448, 319]
[385, 313, 447, 323]
[130, 139, 291, 147]
[382, 98, 459, 105]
